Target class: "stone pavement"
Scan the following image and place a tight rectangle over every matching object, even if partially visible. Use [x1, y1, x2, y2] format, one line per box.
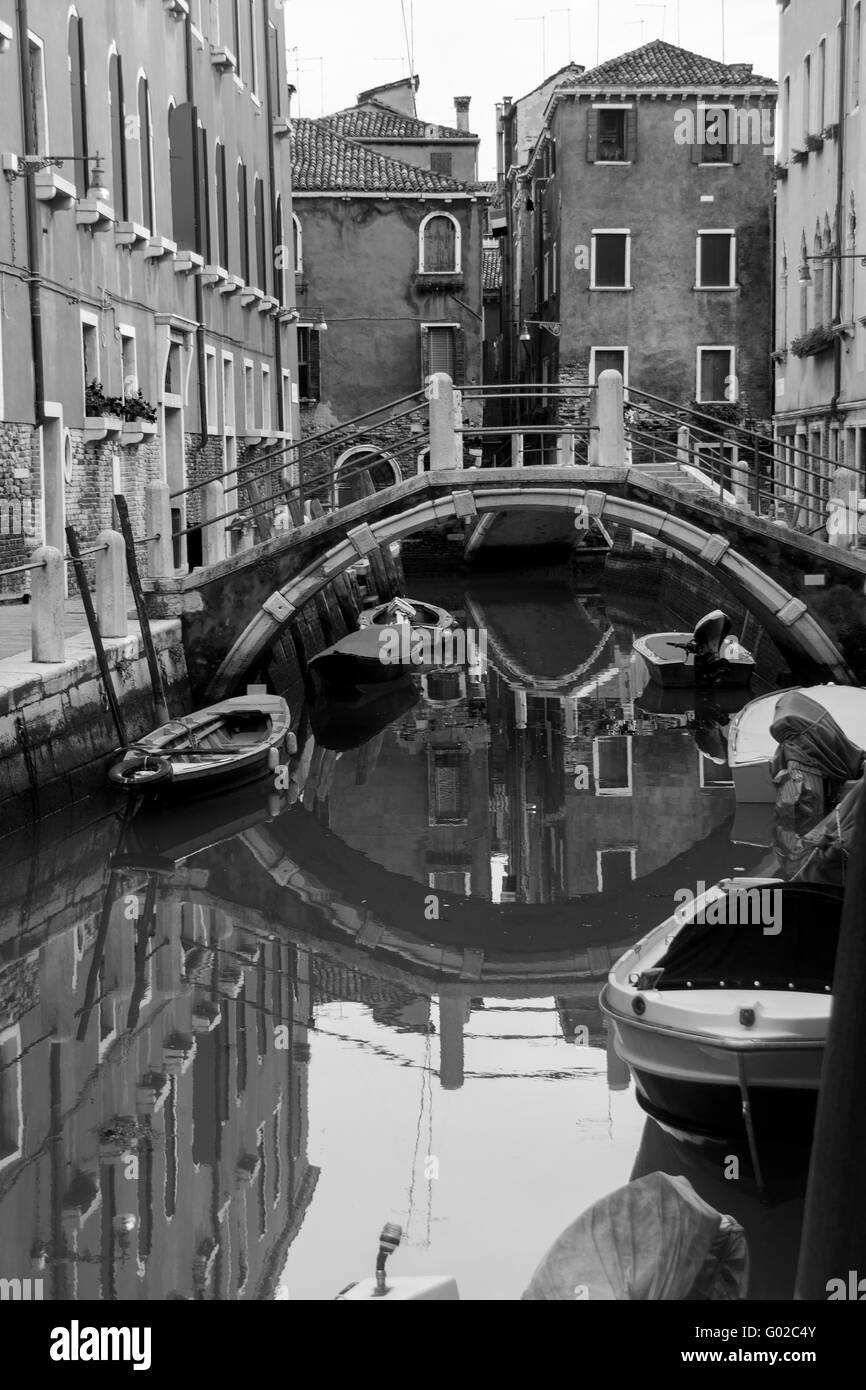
[0, 596, 137, 662]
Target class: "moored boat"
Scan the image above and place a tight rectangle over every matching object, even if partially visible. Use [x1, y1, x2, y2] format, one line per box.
[108, 685, 294, 796]
[633, 610, 755, 689]
[309, 599, 458, 693]
[727, 683, 866, 804]
[357, 597, 454, 634]
[600, 878, 845, 1140]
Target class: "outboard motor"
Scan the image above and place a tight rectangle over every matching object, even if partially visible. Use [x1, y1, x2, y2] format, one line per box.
[690, 610, 731, 662]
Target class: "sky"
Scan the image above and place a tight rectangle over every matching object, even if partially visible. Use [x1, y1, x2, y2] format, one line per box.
[282, 0, 779, 177]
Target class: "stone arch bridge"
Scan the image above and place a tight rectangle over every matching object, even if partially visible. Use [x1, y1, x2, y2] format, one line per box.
[144, 463, 866, 701]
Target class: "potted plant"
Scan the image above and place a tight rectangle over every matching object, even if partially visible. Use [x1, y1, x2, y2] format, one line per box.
[790, 326, 837, 358]
[84, 380, 124, 442]
[119, 388, 158, 444]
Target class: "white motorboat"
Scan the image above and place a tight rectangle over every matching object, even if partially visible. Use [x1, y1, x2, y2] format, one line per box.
[727, 683, 866, 803]
[633, 610, 755, 690]
[600, 878, 845, 1142]
[335, 1223, 459, 1301]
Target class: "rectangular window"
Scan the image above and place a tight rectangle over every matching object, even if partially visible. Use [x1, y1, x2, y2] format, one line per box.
[248, 0, 258, 97]
[591, 231, 630, 289]
[222, 353, 235, 432]
[803, 52, 812, 136]
[297, 327, 321, 400]
[119, 327, 137, 398]
[81, 316, 100, 400]
[26, 35, 48, 155]
[281, 369, 292, 434]
[430, 150, 453, 175]
[425, 324, 456, 378]
[205, 346, 217, 431]
[552, 240, 558, 294]
[697, 231, 736, 288]
[593, 737, 633, 797]
[596, 848, 637, 892]
[817, 38, 827, 131]
[0, 1027, 24, 1172]
[261, 365, 271, 432]
[243, 359, 255, 429]
[597, 108, 627, 161]
[543, 250, 550, 301]
[782, 75, 791, 156]
[232, 0, 242, 82]
[589, 347, 628, 387]
[853, 7, 862, 110]
[698, 347, 736, 403]
[699, 105, 733, 162]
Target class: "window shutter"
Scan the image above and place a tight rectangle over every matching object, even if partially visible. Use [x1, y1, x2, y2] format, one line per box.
[420, 325, 430, 380]
[169, 103, 197, 251]
[626, 107, 638, 161]
[309, 329, 321, 401]
[586, 107, 598, 163]
[732, 140, 743, 165]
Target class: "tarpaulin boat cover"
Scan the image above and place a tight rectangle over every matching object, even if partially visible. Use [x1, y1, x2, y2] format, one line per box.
[770, 691, 865, 783]
[522, 1173, 748, 1300]
[777, 777, 865, 887]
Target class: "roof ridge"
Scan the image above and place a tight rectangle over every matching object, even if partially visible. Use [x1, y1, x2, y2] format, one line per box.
[565, 37, 776, 89]
[291, 117, 473, 193]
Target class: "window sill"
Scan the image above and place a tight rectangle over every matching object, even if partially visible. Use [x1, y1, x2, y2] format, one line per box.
[174, 250, 204, 275]
[75, 199, 114, 231]
[144, 234, 177, 260]
[210, 45, 237, 74]
[273, 117, 291, 139]
[217, 273, 245, 295]
[693, 284, 739, 292]
[120, 421, 158, 446]
[240, 286, 265, 307]
[115, 221, 150, 248]
[698, 161, 734, 168]
[201, 264, 229, 287]
[595, 160, 633, 166]
[590, 285, 633, 292]
[34, 169, 77, 208]
[84, 415, 123, 443]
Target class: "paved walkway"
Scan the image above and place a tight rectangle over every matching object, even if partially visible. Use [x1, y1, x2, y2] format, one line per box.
[0, 595, 137, 662]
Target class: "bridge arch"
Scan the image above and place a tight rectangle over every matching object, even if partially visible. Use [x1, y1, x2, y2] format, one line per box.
[207, 480, 850, 700]
[333, 445, 401, 508]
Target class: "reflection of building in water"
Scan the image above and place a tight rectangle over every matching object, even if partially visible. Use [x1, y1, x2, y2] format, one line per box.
[0, 824, 317, 1300]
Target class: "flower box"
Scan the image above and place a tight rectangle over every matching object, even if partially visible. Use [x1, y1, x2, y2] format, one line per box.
[84, 415, 122, 443]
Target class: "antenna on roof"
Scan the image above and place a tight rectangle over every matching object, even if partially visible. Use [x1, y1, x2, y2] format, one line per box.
[637, 4, 667, 41]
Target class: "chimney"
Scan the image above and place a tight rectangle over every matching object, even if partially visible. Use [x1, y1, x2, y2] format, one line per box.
[454, 96, 471, 133]
[286, 82, 296, 115]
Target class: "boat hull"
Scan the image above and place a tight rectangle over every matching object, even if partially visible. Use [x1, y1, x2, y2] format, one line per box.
[633, 632, 754, 689]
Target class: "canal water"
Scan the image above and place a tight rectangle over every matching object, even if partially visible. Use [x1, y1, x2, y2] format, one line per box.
[0, 559, 822, 1301]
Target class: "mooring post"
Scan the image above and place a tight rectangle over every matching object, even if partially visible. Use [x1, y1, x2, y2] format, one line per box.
[145, 481, 174, 577]
[597, 370, 625, 469]
[30, 545, 65, 662]
[201, 480, 227, 566]
[95, 530, 128, 639]
[428, 372, 456, 470]
[794, 789, 866, 1298]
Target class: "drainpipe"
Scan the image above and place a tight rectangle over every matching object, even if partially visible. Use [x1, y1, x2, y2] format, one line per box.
[16, 0, 45, 426]
[184, 10, 209, 442]
[831, 0, 847, 420]
[262, 1, 285, 433]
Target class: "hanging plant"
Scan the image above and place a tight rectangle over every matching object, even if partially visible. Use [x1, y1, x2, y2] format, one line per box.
[790, 327, 836, 358]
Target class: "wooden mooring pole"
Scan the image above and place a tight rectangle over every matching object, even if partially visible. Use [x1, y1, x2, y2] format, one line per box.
[65, 525, 128, 750]
[114, 494, 171, 726]
[794, 787, 866, 1298]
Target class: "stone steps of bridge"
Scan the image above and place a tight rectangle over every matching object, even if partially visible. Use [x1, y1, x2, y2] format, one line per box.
[632, 461, 719, 496]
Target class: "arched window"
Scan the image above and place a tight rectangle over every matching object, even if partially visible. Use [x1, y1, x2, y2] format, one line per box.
[253, 175, 267, 291]
[420, 212, 460, 273]
[812, 225, 824, 328]
[138, 76, 155, 232]
[237, 161, 250, 282]
[292, 213, 303, 274]
[334, 447, 400, 508]
[68, 14, 88, 197]
[108, 52, 128, 219]
[215, 142, 229, 269]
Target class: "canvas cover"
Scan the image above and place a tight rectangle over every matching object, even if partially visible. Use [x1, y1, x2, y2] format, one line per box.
[522, 1173, 748, 1301]
[770, 691, 865, 783]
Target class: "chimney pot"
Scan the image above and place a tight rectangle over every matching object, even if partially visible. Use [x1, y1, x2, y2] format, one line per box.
[454, 95, 472, 133]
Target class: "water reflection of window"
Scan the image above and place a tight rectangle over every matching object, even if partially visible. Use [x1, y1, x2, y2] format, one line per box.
[596, 848, 637, 893]
[592, 735, 633, 796]
[428, 747, 468, 825]
[164, 1076, 178, 1220]
[272, 1103, 282, 1208]
[428, 870, 471, 895]
[699, 753, 734, 788]
[0, 1027, 23, 1173]
[257, 1124, 267, 1238]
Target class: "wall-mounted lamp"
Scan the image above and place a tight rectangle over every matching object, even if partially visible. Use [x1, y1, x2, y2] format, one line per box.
[520, 323, 531, 342]
[0, 19, 13, 54]
[86, 154, 110, 203]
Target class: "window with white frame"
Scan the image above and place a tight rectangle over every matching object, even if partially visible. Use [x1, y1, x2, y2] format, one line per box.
[419, 212, 461, 273]
[281, 369, 292, 434]
[552, 240, 558, 294]
[696, 231, 736, 288]
[261, 364, 271, 432]
[817, 38, 827, 131]
[25, 34, 48, 154]
[803, 52, 812, 136]
[698, 346, 736, 403]
[698, 104, 733, 162]
[0, 1026, 24, 1173]
[243, 359, 255, 429]
[119, 327, 137, 399]
[593, 737, 633, 796]
[423, 323, 457, 380]
[543, 250, 551, 300]
[205, 346, 217, 432]
[853, 7, 862, 111]
[591, 231, 631, 289]
[222, 353, 235, 432]
[292, 214, 303, 274]
[81, 314, 100, 401]
[595, 848, 637, 893]
[247, 0, 259, 97]
[589, 347, 628, 387]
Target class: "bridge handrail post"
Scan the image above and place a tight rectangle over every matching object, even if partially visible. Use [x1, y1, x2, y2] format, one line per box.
[428, 373, 457, 471]
[30, 545, 65, 663]
[557, 432, 575, 466]
[145, 481, 174, 579]
[95, 530, 128, 639]
[201, 480, 227, 567]
[597, 370, 625, 468]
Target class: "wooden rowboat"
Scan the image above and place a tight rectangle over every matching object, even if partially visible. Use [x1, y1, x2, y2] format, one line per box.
[108, 685, 294, 796]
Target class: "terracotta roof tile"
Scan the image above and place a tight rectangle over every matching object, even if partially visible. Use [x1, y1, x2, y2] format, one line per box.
[483, 246, 502, 292]
[562, 39, 776, 90]
[290, 119, 466, 193]
[323, 101, 474, 141]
